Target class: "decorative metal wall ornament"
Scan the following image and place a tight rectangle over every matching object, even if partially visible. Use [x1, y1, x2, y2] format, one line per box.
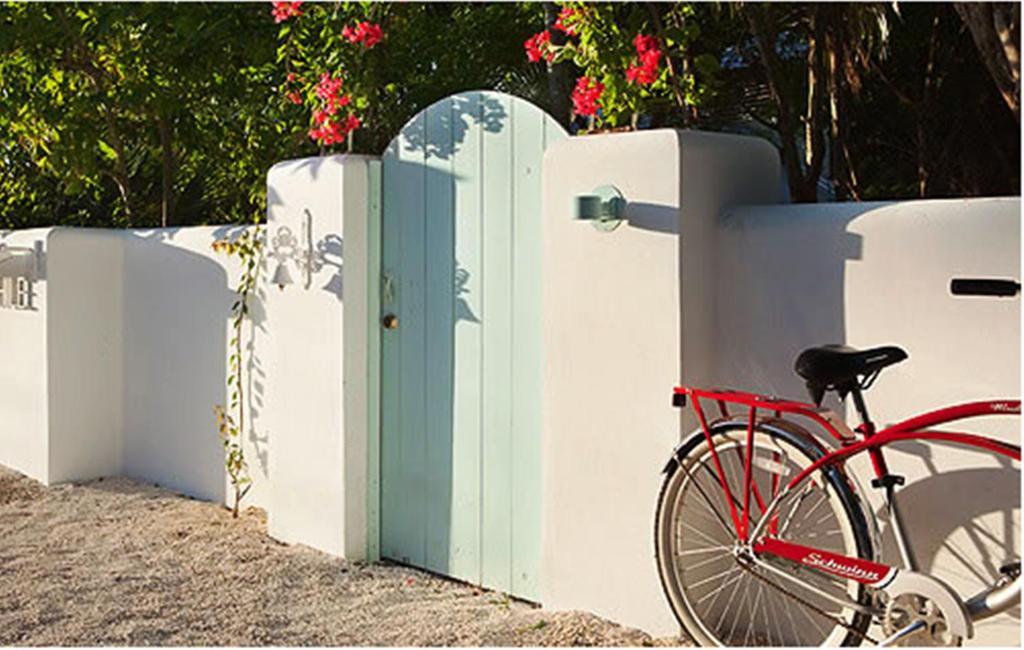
[268, 209, 324, 290]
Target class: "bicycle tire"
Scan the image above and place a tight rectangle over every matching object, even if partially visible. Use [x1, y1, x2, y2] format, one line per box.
[655, 419, 875, 646]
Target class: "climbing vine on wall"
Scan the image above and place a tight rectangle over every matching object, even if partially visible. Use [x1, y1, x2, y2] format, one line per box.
[212, 227, 263, 518]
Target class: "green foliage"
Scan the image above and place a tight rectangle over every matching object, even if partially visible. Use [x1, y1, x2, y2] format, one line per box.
[0, 1, 1018, 224]
[212, 227, 263, 519]
[0, 2, 294, 229]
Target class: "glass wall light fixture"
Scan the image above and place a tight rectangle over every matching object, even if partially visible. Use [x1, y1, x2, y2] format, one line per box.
[573, 184, 626, 232]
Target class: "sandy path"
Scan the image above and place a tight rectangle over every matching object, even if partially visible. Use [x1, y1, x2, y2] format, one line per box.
[0, 466, 685, 646]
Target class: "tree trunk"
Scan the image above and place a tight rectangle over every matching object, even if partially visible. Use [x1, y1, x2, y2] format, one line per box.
[917, 14, 942, 197]
[803, 11, 826, 196]
[745, 5, 824, 202]
[646, 3, 695, 126]
[157, 115, 175, 228]
[954, 2, 1020, 121]
[102, 108, 135, 224]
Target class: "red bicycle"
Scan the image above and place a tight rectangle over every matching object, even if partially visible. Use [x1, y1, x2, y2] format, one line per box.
[655, 278, 1021, 647]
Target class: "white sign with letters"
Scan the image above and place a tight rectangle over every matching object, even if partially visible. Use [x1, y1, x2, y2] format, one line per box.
[0, 276, 32, 310]
[0, 241, 41, 311]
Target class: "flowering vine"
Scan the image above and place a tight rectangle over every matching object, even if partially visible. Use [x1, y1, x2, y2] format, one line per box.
[523, 3, 712, 130]
[211, 228, 263, 519]
[271, 2, 384, 149]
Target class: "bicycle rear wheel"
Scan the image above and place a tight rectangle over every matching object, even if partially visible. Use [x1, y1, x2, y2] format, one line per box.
[655, 420, 874, 646]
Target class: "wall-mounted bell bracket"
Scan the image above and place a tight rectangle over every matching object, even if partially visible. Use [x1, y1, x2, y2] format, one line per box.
[573, 185, 626, 232]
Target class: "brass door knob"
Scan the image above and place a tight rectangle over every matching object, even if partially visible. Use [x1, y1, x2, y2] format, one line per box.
[382, 313, 399, 330]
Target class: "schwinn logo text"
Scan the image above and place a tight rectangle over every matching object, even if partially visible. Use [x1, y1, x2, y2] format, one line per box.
[803, 552, 880, 582]
[991, 402, 1020, 414]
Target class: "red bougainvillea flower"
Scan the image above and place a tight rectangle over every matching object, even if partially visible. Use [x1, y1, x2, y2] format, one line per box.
[571, 75, 604, 116]
[308, 72, 362, 146]
[271, 1, 303, 24]
[634, 33, 659, 55]
[308, 111, 354, 146]
[626, 32, 662, 85]
[287, 91, 303, 105]
[524, 30, 553, 63]
[553, 6, 580, 36]
[342, 21, 384, 49]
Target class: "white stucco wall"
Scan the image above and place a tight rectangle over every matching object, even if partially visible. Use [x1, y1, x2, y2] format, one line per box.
[540, 130, 784, 634]
[264, 155, 374, 559]
[0, 226, 269, 510]
[46, 229, 124, 484]
[120, 226, 266, 506]
[0, 229, 52, 481]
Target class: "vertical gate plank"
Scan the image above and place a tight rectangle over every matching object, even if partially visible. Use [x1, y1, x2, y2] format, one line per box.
[450, 93, 484, 584]
[510, 103, 547, 601]
[480, 92, 515, 592]
[380, 139, 402, 561]
[391, 111, 429, 566]
[424, 99, 455, 574]
[366, 160, 382, 562]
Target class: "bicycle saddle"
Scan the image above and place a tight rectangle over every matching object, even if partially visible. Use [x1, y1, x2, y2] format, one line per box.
[795, 344, 908, 404]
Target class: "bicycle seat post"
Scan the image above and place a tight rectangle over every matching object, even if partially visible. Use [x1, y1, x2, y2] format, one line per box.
[849, 385, 873, 430]
[849, 384, 920, 571]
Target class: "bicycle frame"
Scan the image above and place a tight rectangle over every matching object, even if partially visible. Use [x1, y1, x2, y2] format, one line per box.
[673, 385, 1021, 610]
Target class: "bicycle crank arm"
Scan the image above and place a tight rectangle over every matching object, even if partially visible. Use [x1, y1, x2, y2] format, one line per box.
[878, 619, 927, 647]
[965, 574, 1020, 622]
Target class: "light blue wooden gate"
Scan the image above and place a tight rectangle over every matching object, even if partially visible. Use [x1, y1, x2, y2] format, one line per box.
[379, 91, 566, 600]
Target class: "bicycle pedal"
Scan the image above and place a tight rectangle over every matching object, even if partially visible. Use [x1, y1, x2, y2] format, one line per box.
[999, 562, 1020, 578]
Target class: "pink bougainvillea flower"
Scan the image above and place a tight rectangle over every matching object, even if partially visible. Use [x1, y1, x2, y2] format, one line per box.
[342, 21, 384, 49]
[524, 30, 553, 63]
[553, 6, 579, 36]
[315, 73, 344, 101]
[571, 75, 604, 116]
[271, 1, 303, 24]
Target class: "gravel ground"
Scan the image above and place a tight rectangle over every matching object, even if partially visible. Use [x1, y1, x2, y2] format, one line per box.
[0, 466, 686, 646]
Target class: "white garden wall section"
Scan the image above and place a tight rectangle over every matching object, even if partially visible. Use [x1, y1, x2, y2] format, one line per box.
[262, 155, 376, 560]
[0, 226, 269, 509]
[540, 129, 1020, 645]
[540, 130, 785, 634]
[0, 228, 52, 480]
